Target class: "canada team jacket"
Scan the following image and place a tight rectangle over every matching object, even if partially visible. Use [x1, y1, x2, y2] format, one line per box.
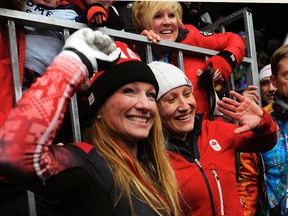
[167, 114, 277, 216]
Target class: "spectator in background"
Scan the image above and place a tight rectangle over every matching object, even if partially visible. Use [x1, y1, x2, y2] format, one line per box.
[238, 64, 277, 216]
[266, 38, 282, 58]
[0, 28, 183, 216]
[113, 1, 135, 33]
[22, 0, 82, 89]
[261, 44, 288, 215]
[242, 64, 276, 109]
[23, 0, 125, 90]
[148, 61, 277, 216]
[238, 44, 288, 215]
[78, 0, 125, 30]
[254, 29, 270, 70]
[132, 1, 245, 120]
[180, 2, 212, 29]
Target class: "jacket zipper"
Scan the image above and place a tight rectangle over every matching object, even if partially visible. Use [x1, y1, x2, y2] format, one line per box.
[194, 158, 216, 216]
[212, 169, 225, 216]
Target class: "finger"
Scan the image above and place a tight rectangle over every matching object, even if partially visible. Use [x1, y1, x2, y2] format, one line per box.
[92, 31, 105, 44]
[97, 15, 103, 24]
[101, 14, 106, 22]
[140, 30, 150, 36]
[229, 90, 246, 102]
[219, 96, 240, 107]
[83, 28, 96, 44]
[242, 91, 250, 98]
[250, 94, 260, 104]
[250, 92, 260, 99]
[234, 125, 250, 134]
[98, 34, 113, 51]
[217, 100, 238, 113]
[105, 42, 117, 54]
[217, 106, 236, 119]
[246, 85, 258, 91]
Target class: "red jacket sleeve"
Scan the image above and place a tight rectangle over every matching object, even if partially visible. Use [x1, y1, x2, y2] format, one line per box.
[0, 53, 88, 187]
[181, 24, 245, 66]
[234, 109, 278, 152]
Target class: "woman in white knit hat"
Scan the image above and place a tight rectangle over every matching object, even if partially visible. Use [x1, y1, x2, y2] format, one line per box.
[148, 61, 277, 216]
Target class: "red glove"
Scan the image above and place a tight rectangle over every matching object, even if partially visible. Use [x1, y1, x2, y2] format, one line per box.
[201, 50, 236, 83]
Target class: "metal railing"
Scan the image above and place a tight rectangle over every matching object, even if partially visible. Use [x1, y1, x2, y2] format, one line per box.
[0, 6, 258, 215]
[0, 7, 259, 141]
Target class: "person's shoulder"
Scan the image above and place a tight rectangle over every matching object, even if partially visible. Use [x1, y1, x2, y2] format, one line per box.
[71, 142, 94, 154]
[182, 24, 199, 32]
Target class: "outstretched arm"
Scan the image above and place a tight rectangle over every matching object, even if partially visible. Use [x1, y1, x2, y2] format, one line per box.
[0, 28, 120, 187]
[217, 91, 263, 134]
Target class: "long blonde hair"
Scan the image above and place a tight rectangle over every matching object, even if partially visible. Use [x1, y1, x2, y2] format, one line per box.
[83, 107, 182, 216]
[132, 1, 183, 34]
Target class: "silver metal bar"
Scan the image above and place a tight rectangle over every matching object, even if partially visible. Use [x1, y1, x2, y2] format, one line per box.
[27, 190, 37, 216]
[7, 20, 22, 104]
[177, 51, 185, 72]
[145, 44, 153, 63]
[243, 9, 261, 106]
[63, 28, 82, 142]
[200, 7, 252, 32]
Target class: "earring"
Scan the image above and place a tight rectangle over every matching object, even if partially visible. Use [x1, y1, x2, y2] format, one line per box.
[97, 114, 102, 119]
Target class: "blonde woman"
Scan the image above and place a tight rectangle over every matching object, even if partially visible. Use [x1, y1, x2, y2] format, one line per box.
[133, 1, 245, 120]
[0, 29, 182, 216]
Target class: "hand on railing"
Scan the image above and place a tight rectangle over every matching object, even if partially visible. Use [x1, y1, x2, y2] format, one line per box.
[140, 30, 161, 43]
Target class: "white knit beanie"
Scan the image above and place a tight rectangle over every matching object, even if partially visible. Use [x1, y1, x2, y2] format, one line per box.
[148, 61, 192, 100]
[259, 64, 272, 81]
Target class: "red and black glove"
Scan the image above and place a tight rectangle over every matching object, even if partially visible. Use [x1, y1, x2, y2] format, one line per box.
[79, 3, 107, 27]
[62, 28, 120, 77]
[201, 50, 237, 84]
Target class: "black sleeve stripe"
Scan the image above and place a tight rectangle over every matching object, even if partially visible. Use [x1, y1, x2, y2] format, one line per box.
[65, 48, 94, 77]
[217, 50, 237, 70]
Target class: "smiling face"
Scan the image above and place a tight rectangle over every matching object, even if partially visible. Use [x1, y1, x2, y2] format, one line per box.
[151, 7, 179, 42]
[103, 82, 157, 153]
[158, 85, 196, 141]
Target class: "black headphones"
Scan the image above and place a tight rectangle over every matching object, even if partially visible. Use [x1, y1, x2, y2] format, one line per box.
[272, 92, 288, 119]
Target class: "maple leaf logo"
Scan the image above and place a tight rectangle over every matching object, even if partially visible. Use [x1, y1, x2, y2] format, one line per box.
[209, 139, 221, 151]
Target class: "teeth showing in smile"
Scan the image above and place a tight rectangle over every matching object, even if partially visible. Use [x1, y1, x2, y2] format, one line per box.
[128, 116, 147, 123]
[177, 114, 190, 120]
[160, 30, 172, 34]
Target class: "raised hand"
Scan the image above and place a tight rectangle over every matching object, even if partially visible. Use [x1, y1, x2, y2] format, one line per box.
[217, 91, 264, 134]
[63, 28, 120, 76]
